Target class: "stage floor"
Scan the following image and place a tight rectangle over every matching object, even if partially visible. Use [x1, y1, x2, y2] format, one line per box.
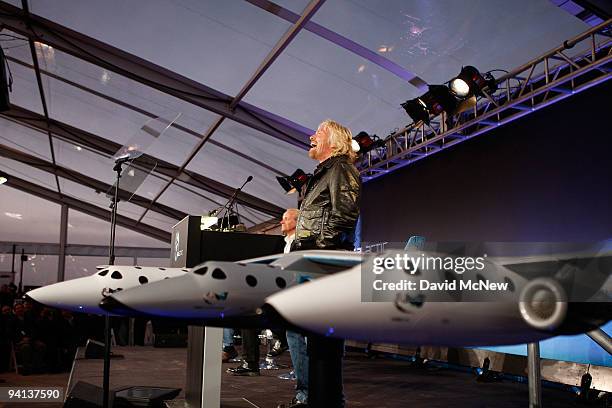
[1, 345, 585, 407]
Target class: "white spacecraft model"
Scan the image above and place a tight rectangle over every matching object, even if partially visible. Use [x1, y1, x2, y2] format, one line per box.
[264, 248, 611, 346]
[27, 245, 610, 347]
[99, 250, 362, 326]
[26, 265, 189, 314]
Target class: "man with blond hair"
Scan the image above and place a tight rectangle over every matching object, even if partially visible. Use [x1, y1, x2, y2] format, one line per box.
[286, 119, 360, 408]
[293, 120, 360, 252]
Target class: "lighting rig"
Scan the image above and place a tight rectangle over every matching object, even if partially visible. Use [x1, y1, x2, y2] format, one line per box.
[352, 131, 385, 154]
[402, 65, 498, 126]
[359, 15, 611, 183]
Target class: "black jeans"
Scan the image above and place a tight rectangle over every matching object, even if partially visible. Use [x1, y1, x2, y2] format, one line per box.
[241, 329, 259, 370]
[307, 334, 344, 408]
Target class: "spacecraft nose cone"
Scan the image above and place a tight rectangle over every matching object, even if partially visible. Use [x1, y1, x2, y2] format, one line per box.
[27, 282, 71, 305]
[26, 277, 104, 313]
[102, 274, 207, 318]
[27, 285, 52, 304]
[22, 292, 40, 306]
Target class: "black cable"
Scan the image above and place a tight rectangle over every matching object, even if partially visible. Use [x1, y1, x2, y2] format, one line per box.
[1, 46, 13, 91]
[486, 69, 510, 74]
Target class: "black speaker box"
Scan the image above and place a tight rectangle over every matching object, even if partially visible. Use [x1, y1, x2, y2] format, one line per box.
[63, 381, 114, 408]
[114, 386, 181, 408]
[84, 339, 105, 359]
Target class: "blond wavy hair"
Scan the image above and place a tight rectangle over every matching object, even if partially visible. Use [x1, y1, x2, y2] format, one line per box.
[319, 119, 356, 162]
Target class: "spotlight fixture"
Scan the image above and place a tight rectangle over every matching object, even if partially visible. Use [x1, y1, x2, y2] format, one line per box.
[401, 85, 457, 124]
[449, 66, 497, 99]
[352, 131, 385, 154]
[276, 169, 311, 194]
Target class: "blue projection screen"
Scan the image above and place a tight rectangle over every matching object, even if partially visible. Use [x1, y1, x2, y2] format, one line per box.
[481, 322, 612, 367]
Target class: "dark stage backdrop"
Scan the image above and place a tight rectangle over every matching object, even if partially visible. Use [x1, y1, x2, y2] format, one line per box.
[361, 81, 612, 244]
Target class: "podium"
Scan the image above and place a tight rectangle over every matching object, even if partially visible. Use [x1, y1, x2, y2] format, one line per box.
[170, 216, 284, 407]
[170, 215, 284, 268]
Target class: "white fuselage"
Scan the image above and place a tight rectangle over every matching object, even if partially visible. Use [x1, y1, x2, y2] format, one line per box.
[27, 265, 188, 314]
[103, 250, 363, 320]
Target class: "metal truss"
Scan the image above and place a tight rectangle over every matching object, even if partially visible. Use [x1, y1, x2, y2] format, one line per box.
[3, 172, 171, 242]
[357, 19, 612, 181]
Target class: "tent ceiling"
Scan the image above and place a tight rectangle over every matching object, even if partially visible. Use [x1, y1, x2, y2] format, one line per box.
[0, 0, 589, 245]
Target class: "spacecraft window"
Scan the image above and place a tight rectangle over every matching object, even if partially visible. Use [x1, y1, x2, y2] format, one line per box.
[212, 268, 227, 280]
[246, 275, 257, 287]
[194, 266, 208, 275]
[139, 276, 149, 284]
[111, 271, 123, 279]
[98, 269, 109, 276]
[275, 277, 287, 288]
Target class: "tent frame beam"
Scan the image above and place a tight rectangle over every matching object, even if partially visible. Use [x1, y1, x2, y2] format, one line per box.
[1, 106, 285, 217]
[0, 1, 311, 150]
[3, 173, 171, 242]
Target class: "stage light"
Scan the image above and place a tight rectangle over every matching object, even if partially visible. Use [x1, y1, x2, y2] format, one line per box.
[449, 66, 497, 99]
[353, 131, 385, 154]
[401, 85, 457, 124]
[401, 98, 429, 124]
[276, 169, 311, 194]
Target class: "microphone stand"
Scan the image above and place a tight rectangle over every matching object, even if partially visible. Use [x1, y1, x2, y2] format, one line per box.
[218, 176, 252, 231]
[102, 155, 130, 408]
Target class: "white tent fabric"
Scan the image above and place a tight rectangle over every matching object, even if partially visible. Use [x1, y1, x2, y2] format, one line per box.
[0, 0, 589, 249]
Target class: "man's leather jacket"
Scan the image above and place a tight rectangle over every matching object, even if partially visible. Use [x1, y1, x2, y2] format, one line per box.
[293, 155, 361, 250]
